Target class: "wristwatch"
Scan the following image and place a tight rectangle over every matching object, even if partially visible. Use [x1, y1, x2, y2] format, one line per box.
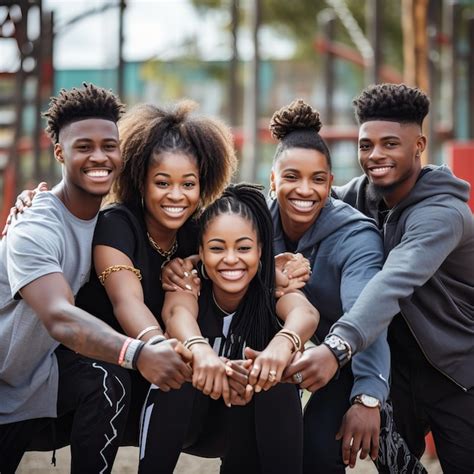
[323, 334, 352, 368]
[352, 394, 381, 409]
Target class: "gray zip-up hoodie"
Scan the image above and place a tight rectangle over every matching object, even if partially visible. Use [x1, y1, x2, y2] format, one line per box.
[270, 197, 390, 402]
[331, 165, 474, 390]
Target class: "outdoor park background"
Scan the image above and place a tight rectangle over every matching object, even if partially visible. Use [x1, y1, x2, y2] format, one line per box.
[1, 0, 473, 471]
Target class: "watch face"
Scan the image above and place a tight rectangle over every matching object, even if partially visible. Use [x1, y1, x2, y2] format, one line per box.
[359, 394, 380, 408]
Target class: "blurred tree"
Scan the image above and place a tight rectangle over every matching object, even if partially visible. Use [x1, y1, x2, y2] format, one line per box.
[191, 0, 404, 70]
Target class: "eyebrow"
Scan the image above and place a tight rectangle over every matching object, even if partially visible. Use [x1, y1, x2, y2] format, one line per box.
[153, 172, 198, 178]
[207, 237, 255, 244]
[282, 168, 327, 175]
[359, 135, 400, 141]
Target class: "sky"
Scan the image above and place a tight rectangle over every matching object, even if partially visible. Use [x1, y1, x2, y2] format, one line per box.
[0, 0, 295, 70]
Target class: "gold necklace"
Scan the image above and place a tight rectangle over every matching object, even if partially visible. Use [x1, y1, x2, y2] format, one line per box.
[212, 291, 233, 316]
[146, 232, 178, 263]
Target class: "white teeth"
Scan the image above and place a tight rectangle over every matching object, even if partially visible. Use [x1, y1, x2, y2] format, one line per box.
[370, 166, 392, 174]
[163, 207, 185, 214]
[220, 270, 244, 278]
[86, 169, 109, 177]
[291, 200, 314, 208]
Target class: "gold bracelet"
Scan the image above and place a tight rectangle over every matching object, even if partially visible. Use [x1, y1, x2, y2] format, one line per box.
[136, 325, 161, 341]
[98, 265, 142, 285]
[275, 329, 302, 353]
[183, 336, 208, 351]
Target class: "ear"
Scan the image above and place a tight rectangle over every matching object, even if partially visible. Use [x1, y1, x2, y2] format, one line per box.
[328, 173, 334, 187]
[270, 170, 276, 192]
[257, 245, 262, 260]
[54, 143, 64, 164]
[198, 246, 204, 262]
[416, 135, 427, 157]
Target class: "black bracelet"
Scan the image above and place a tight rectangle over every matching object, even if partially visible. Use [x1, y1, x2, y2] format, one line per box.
[131, 341, 146, 370]
[323, 334, 352, 369]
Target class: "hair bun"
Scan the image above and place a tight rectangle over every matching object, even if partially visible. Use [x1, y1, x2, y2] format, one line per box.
[270, 99, 322, 140]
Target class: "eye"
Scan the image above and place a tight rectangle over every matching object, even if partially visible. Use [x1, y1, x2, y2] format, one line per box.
[183, 182, 196, 189]
[386, 141, 398, 148]
[104, 143, 118, 151]
[283, 174, 297, 181]
[209, 246, 224, 252]
[313, 176, 326, 183]
[155, 181, 169, 188]
[359, 143, 370, 151]
[77, 144, 90, 152]
[238, 245, 252, 252]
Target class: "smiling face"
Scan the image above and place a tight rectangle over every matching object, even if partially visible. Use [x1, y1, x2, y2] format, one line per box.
[199, 213, 261, 309]
[143, 151, 200, 237]
[55, 118, 121, 198]
[271, 147, 333, 242]
[358, 120, 426, 206]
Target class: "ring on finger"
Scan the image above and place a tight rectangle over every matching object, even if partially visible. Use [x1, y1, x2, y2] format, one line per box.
[268, 370, 277, 382]
[292, 371, 303, 384]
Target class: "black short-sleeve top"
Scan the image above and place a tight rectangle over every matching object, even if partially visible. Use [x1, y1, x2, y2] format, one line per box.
[75, 202, 198, 333]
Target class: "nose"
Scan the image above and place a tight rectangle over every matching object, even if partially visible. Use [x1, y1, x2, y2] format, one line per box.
[368, 144, 384, 160]
[223, 249, 239, 265]
[296, 179, 312, 196]
[89, 147, 108, 163]
[168, 185, 184, 201]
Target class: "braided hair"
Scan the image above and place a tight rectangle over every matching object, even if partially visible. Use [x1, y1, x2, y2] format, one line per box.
[114, 100, 236, 208]
[199, 183, 279, 358]
[353, 83, 430, 126]
[43, 83, 124, 144]
[270, 99, 331, 169]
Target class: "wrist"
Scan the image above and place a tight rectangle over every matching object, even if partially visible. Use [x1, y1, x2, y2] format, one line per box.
[351, 394, 381, 409]
[323, 334, 352, 368]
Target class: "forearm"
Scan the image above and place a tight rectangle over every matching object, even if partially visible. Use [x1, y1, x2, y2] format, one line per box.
[276, 291, 319, 344]
[112, 298, 164, 341]
[162, 293, 201, 342]
[44, 300, 127, 364]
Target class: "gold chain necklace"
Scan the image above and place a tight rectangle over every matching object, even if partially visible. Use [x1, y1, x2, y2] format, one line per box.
[212, 291, 233, 316]
[146, 232, 178, 262]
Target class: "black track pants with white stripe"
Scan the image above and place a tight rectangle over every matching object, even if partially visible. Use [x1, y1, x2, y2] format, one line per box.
[0, 346, 131, 474]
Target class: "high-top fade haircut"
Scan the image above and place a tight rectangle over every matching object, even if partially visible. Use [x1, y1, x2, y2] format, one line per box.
[115, 100, 236, 209]
[353, 83, 430, 127]
[199, 183, 279, 358]
[270, 99, 332, 170]
[43, 83, 124, 144]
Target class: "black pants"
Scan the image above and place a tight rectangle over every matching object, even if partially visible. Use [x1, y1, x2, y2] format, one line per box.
[303, 366, 425, 474]
[139, 382, 303, 474]
[390, 355, 474, 474]
[0, 346, 130, 474]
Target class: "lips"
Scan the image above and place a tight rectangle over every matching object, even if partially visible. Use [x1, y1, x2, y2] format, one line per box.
[84, 168, 113, 181]
[218, 269, 246, 281]
[289, 199, 316, 213]
[162, 206, 187, 218]
[367, 165, 394, 178]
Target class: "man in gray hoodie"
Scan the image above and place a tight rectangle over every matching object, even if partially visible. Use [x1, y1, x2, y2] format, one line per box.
[285, 83, 474, 473]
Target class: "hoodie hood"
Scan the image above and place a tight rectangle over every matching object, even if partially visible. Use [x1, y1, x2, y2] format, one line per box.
[269, 196, 376, 255]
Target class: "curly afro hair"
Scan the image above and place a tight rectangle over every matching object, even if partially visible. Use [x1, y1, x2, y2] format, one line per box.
[114, 100, 236, 209]
[43, 83, 124, 144]
[353, 83, 430, 127]
[269, 99, 331, 169]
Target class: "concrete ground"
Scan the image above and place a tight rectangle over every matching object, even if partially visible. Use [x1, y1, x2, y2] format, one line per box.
[19, 447, 442, 473]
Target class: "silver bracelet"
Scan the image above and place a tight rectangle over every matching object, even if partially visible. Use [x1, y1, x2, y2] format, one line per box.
[121, 339, 144, 369]
[147, 335, 167, 346]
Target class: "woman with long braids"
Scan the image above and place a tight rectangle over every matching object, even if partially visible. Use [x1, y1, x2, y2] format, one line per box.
[72, 100, 237, 444]
[139, 183, 319, 473]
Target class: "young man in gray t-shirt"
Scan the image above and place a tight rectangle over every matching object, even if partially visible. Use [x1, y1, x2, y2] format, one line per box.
[0, 84, 192, 473]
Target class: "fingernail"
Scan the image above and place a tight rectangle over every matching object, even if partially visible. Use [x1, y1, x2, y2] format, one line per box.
[185, 284, 192, 291]
[191, 269, 198, 275]
[184, 272, 189, 277]
[255, 386, 261, 393]
[225, 368, 232, 376]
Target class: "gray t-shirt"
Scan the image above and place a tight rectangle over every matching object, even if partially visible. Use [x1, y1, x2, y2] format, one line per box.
[0, 192, 97, 424]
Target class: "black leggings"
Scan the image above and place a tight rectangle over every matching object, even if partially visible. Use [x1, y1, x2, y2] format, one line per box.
[139, 382, 303, 474]
[0, 346, 130, 474]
